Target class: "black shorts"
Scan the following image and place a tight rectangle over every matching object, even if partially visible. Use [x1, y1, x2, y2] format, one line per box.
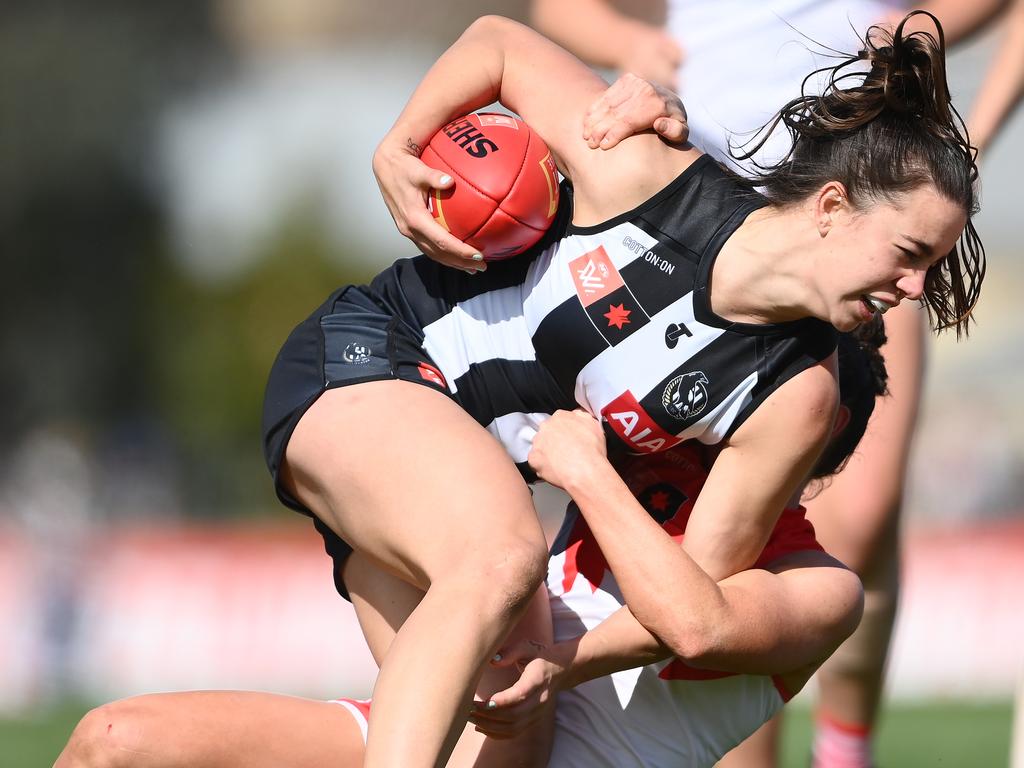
[261, 284, 451, 598]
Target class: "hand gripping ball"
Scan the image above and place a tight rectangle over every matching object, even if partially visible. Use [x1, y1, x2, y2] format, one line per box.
[422, 113, 560, 261]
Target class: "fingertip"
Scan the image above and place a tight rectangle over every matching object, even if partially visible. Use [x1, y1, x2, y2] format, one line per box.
[438, 174, 453, 187]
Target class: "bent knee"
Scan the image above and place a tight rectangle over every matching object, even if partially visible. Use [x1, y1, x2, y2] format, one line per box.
[484, 538, 548, 610]
[59, 701, 144, 768]
[444, 538, 548, 618]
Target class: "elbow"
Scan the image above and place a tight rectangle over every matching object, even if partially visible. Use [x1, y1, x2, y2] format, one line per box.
[463, 15, 516, 44]
[829, 570, 866, 647]
[657, 616, 726, 665]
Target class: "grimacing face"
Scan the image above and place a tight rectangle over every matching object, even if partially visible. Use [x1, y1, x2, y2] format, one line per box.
[820, 183, 966, 332]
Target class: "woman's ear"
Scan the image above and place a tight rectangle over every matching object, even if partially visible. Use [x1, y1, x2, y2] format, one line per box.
[830, 404, 852, 441]
[816, 181, 849, 237]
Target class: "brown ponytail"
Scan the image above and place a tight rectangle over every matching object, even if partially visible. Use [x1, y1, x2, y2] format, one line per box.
[738, 11, 984, 337]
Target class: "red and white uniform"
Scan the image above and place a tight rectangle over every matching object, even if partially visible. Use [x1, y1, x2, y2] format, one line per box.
[546, 446, 822, 767]
[334, 445, 823, 767]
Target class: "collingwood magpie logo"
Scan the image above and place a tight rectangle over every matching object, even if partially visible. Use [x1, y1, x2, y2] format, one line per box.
[662, 371, 709, 421]
[342, 342, 372, 364]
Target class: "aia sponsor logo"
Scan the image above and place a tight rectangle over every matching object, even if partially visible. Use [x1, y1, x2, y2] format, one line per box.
[342, 342, 372, 364]
[662, 371, 709, 421]
[570, 246, 623, 304]
[442, 118, 499, 158]
[601, 391, 681, 453]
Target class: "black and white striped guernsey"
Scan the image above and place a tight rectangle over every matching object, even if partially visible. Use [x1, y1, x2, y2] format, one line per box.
[368, 155, 837, 478]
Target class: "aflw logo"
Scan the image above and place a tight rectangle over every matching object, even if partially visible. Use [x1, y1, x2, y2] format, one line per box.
[577, 259, 610, 294]
[570, 246, 623, 306]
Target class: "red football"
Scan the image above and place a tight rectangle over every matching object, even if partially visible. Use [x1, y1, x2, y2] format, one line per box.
[422, 112, 560, 261]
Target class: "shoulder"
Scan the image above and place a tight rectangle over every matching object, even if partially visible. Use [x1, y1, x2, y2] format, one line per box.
[731, 355, 839, 453]
[568, 142, 704, 226]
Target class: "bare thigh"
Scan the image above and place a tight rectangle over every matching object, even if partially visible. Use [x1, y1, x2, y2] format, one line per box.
[284, 380, 546, 591]
[55, 691, 364, 768]
[344, 552, 556, 767]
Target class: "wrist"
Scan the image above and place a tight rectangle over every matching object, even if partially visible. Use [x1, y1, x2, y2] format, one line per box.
[561, 455, 616, 502]
[547, 640, 582, 692]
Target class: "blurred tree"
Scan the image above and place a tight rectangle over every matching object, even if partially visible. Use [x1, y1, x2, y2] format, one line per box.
[151, 215, 369, 516]
[0, 1, 221, 515]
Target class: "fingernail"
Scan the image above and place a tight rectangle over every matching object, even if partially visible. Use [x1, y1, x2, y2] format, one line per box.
[492, 653, 503, 662]
[439, 174, 452, 185]
[486, 701, 497, 710]
[472, 253, 484, 262]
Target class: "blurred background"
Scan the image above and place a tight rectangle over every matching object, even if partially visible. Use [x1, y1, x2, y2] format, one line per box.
[1, 1, 1021, 766]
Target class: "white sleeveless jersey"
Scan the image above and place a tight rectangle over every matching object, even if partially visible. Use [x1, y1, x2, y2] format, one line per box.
[367, 156, 835, 478]
[667, 0, 900, 168]
[546, 575, 787, 768]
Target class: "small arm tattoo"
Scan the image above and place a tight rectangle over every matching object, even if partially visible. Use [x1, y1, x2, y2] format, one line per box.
[407, 138, 423, 156]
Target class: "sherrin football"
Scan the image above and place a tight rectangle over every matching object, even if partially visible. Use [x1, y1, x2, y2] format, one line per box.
[422, 112, 560, 261]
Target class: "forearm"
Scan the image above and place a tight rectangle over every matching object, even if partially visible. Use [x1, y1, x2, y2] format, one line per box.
[907, 0, 1009, 44]
[967, 0, 1024, 151]
[380, 17, 509, 156]
[561, 459, 739, 660]
[531, 0, 652, 70]
[555, 606, 672, 690]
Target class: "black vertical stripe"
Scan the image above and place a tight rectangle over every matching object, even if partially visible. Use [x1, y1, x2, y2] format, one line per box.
[532, 298, 609, 397]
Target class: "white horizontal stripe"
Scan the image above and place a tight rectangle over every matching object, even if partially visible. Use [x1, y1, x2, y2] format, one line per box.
[484, 411, 551, 465]
[421, 284, 534, 396]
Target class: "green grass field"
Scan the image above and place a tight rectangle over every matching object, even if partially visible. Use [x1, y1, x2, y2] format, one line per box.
[1, 699, 1011, 767]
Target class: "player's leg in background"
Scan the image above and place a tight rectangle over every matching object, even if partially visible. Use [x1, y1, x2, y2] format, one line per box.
[345, 551, 556, 768]
[804, 302, 926, 768]
[53, 691, 366, 768]
[284, 380, 550, 768]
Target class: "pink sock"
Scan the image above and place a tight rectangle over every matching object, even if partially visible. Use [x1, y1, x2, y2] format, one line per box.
[811, 712, 874, 768]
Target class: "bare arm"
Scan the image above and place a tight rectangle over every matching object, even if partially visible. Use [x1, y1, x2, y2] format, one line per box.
[527, 362, 837, 655]
[473, 516, 860, 737]
[372, 16, 606, 269]
[966, 0, 1024, 151]
[900, 0, 1010, 44]
[373, 16, 695, 265]
[530, 0, 681, 88]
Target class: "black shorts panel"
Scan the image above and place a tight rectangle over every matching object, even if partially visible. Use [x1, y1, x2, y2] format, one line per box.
[261, 285, 451, 599]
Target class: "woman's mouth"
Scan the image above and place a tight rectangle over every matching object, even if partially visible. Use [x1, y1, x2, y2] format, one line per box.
[862, 295, 890, 315]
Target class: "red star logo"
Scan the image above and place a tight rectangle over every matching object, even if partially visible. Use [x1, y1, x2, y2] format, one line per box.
[604, 303, 631, 329]
[648, 490, 670, 512]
